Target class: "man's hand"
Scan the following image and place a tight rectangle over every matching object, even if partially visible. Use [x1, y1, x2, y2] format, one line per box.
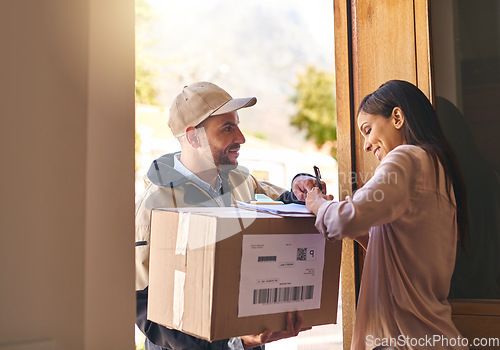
[240, 312, 310, 349]
[305, 187, 334, 215]
[292, 175, 326, 202]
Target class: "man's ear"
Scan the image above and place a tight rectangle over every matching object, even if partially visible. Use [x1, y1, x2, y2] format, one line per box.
[392, 107, 405, 130]
[185, 127, 200, 148]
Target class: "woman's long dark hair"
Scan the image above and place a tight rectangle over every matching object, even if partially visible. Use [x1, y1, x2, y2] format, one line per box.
[357, 80, 468, 248]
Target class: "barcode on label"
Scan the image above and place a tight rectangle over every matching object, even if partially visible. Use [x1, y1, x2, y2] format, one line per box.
[252, 285, 314, 304]
[258, 256, 277, 262]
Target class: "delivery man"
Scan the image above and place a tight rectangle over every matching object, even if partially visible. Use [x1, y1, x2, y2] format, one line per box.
[135, 82, 322, 350]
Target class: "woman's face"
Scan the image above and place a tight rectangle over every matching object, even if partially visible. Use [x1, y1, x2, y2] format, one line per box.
[357, 110, 405, 161]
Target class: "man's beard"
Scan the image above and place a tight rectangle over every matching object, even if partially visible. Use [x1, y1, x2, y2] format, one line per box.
[211, 146, 239, 172]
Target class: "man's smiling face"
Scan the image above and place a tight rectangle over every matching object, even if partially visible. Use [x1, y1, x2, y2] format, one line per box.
[197, 111, 246, 169]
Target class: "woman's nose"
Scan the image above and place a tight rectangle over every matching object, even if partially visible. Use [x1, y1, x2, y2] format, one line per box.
[364, 138, 372, 152]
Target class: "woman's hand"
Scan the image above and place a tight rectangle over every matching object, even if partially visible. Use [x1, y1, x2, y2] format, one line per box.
[306, 187, 334, 215]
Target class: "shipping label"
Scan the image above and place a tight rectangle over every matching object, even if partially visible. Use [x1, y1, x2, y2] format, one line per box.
[238, 234, 325, 317]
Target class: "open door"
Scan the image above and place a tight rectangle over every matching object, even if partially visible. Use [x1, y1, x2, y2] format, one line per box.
[334, 0, 500, 349]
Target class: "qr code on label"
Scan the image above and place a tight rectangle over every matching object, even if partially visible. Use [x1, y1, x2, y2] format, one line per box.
[297, 248, 307, 261]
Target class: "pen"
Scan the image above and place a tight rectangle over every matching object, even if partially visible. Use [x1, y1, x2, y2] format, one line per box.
[313, 165, 324, 194]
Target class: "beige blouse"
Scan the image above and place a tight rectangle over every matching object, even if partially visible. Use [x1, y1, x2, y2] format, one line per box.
[315, 145, 467, 350]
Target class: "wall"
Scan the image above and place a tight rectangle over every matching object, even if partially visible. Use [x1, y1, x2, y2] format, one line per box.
[0, 1, 135, 349]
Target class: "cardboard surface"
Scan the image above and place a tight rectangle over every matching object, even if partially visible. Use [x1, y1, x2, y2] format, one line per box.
[148, 207, 341, 341]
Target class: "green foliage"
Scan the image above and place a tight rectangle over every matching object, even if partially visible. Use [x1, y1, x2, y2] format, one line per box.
[136, 62, 159, 105]
[135, 128, 141, 172]
[135, 0, 159, 105]
[290, 66, 337, 152]
[252, 131, 268, 140]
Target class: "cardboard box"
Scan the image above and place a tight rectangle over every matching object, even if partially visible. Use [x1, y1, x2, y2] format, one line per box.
[148, 207, 341, 341]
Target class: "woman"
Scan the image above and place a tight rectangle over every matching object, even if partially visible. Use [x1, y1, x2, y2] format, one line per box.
[306, 80, 468, 350]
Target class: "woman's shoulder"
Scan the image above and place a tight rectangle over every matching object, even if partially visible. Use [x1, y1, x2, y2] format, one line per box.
[384, 145, 431, 165]
[378, 145, 432, 179]
[382, 144, 425, 163]
[389, 144, 425, 155]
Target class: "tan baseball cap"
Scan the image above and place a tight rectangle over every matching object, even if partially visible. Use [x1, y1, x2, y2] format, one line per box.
[168, 82, 257, 137]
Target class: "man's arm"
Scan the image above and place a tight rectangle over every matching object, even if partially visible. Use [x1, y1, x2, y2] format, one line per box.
[277, 174, 326, 204]
[137, 288, 305, 350]
[276, 190, 303, 204]
[252, 173, 321, 205]
[137, 288, 243, 350]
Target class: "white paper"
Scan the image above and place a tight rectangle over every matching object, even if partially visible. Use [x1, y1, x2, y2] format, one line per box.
[238, 234, 325, 317]
[235, 201, 314, 217]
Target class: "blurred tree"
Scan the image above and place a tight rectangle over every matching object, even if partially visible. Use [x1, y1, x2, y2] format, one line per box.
[136, 0, 159, 105]
[135, 0, 158, 173]
[290, 66, 337, 157]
